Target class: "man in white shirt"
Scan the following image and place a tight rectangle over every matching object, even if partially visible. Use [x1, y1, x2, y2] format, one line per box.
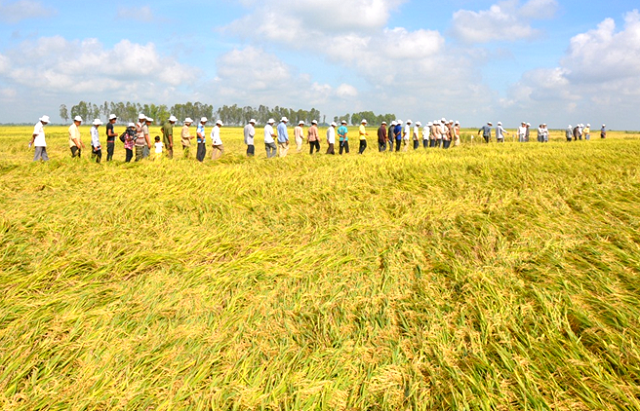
[31, 115, 50, 162]
[326, 122, 336, 155]
[518, 122, 527, 143]
[413, 122, 421, 150]
[294, 121, 305, 153]
[403, 120, 412, 151]
[210, 120, 224, 160]
[244, 119, 256, 156]
[90, 119, 103, 163]
[264, 118, 277, 158]
[423, 122, 431, 148]
[495, 122, 508, 143]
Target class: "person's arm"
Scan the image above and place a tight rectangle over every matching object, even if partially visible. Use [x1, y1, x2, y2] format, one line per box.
[145, 133, 151, 148]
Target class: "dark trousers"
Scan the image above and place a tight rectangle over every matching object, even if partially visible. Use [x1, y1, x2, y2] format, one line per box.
[71, 146, 81, 158]
[443, 140, 451, 149]
[106, 141, 115, 161]
[395, 140, 401, 152]
[196, 142, 206, 162]
[92, 147, 102, 163]
[379, 142, 386, 152]
[413, 140, 420, 150]
[247, 145, 255, 156]
[339, 141, 349, 154]
[483, 135, 490, 143]
[125, 148, 133, 162]
[309, 140, 320, 154]
[135, 146, 144, 161]
[358, 140, 367, 154]
[326, 143, 335, 155]
[388, 139, 394, 152]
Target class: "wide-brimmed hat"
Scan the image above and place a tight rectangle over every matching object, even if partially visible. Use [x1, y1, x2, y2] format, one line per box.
[268, 118, 275, 124]
[312, 120, 318, 125]
[249, 119, 256, 124]
[108, 114, 117, 120]
[92, 119, 103, 126]
[184, 118, 193, 124]
[200, 117, 208, 123]
[138, 113, 146, 120]
[39, 115, 50, 123]
[74, 116, 83, 123]
[169, 115, 178, 122]
[216, 120, 223, 126]
[281, 117, 288, 122]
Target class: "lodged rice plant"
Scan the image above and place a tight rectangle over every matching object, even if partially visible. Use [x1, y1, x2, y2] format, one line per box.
[1, 125, 640, 410]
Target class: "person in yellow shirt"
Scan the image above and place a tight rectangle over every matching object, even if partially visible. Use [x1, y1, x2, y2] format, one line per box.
[358, 119, 368, 154]
[68, 116, 84, 158]
[583, 124, 591, 141]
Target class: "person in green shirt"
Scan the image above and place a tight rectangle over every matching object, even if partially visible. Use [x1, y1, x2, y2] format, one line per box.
[161, 115, 177, 159]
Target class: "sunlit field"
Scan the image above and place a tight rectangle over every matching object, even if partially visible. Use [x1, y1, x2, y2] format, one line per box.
[2, 125, 640, 410]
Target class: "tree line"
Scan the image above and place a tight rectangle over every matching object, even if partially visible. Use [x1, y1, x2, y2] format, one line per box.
[60, 101, 395, 127]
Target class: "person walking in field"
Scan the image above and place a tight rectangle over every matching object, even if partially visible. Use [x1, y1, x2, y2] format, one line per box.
[441, 119, 450, 149]
[90, 119, 103, 163]
[338, 120, 349, 154]
[566, 125, 573, 142]
[264, 118, 277, 158]
[308, 120, 320, 154]
[402, 120, 411, 151]
[294, 121, 305, 153]
[583, 124, 591, 140]
[423, 122, 431, 148]
[541, 124, 549, 143]
[196, 117, 207, 162]
[495, 122, 508, 143]
[105, 114, 118, 161]
[518, 122, 527, 143]
[123, 122, 136, 162]
[388, 121, 396, 152]
[358, 119, 368, 154]
[453, 121, 461, 147]
[31, 115, 50, 162]
[572, 125, 580, 141]
[210, 120, 224, 160]
[277, 117, 290, 157]
[394, 120, 403, 152]
[326, 122, 337, 155]
[413, 122, 421, 150]
[161, 115, 177, 159]
[378, 121, 387, 152]
[69, 116, 84, 158]
[244, 119, 256, 156]
[478, 122, 492, 144]
[154, 136, 163, 161]
[601, 124, 607, 139]
[181, 118, 194, 158]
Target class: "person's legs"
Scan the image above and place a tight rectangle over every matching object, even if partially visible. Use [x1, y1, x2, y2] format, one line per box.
[413, 140, 419, 150]
[142, 146, 150, 159]
[33, 147, 43, 161]
[314, 141, 321, 153]
[211, 145, 223, 160]
[95, 148, 102, 163]
[395, 140, 401, 151]
[326, 143, 335, 155]
[359, 140, 366, 154]
[196, 143, 206, 162]
[166, 146, 173, 159]
[107, 141, 115, 161]
[125, 148, 133, 162]
[247, 145, 255, 156]
[71, 146, 81, 158]
[135, 146, 143, 161]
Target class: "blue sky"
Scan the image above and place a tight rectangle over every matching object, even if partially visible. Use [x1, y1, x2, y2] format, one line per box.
[1, 0, 640, 129]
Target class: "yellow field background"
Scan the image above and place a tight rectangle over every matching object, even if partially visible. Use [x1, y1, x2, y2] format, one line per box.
[2, 125, 640, 410]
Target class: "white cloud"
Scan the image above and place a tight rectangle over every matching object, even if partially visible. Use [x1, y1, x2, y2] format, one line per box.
[336, 84, 358, 98]
[451, 0, 558, 43]
[116, 6, 155, 22]
[0, 0, 54, 23]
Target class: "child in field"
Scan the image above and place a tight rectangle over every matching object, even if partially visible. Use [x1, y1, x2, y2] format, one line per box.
[154, 136, 163, 161]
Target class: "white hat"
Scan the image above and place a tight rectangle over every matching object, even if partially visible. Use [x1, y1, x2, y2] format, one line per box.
[382, 121, 387, 125]
[281, 117, 288, 122]
[200, 117, 208, 123]
[449, 120, 454, 124]
[299, 120, 305, 125]
[331, 122, 337, 127]
[341, 120, 347, 124]
[146, 117, 154, 122]
[568, 125, 572, 128]
[441, 117, 446, 122]
[74, 116, 83, 122]
[268, 118, 275, 124]
[526, 123, 530, 126]
[488, 121, 492, 125]
[169, 115, 177, 122]
[455, 121, 459, 125]
[108, 114, 117, 120]
[216, 120, 223, 126]
[427, 122, 433, 126]
[127, 122, 135, 128]
[312, 120, 318, 125]
[602, 124, 606, 127]
[407, 119, 412, 124]
[138, 113, 146, 120]
[416, 122, 421, 126]
[397, 120, 403, 125]
[249, 119, 256, 124]
[361, 119, 367, 124]
[92, 119, 103, 126]
[391, 121, 397, 126]
[184, 117, 193, 124]
[39, 115, 50, 123]
[587, 124, 590, 127]
[497, 122, 502, 126]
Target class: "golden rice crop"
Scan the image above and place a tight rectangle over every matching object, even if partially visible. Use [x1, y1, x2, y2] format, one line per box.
[1, 125, 640, 410]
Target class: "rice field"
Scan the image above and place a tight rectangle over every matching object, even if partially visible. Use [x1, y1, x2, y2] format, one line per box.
[1, 125, 640, 410]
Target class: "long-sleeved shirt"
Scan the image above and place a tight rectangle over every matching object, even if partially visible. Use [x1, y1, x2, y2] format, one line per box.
[277, 122, 289, 143]
[307, 125, 319, 142]
[210, 125, 222, 145]
[518, 126, 527, 138]
[264, 125, 275, 144]
[294, 126, 304, 141]
[244, 124, 255, 145]
[479, 125, 492, 138]
[566, 127, 573, 139]
[377, 125, 387, 143]
[91, 126, 100, 148]
[496, 126, 506, 140]
[326, 127, 336, 144]
[423, 126, 430, 140]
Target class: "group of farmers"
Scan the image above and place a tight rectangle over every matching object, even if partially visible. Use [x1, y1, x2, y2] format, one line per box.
[29, 114, 606, 162]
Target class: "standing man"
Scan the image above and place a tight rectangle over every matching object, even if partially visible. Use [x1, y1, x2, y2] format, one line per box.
[402, 120, 412, 151]
[423, 122, 431, 148]
[326, 122, 337, 154]
[31, 115, 50, 162]
[413, 122, 421, 150]
[495, 122, 508, 143]
[378, 121, 387, 152]
[478, 122, 492, 143]
[525, 123, 531, 142]
[181, 118, 194, 158]
[573, 124, 580, 141]
[69, 115, 84, 158]
[431, 120, 440, 148]
[161, 115, 177, 159]
[566, 125, 573, 142]
[541, 124, 549, 143]
[308, 120, 320, 154]
[388, 121, 396, 152]
[583, 124, 591, 140]
[338, 120, 349, 154]
[277, 117, 290, 157]
[453, 121, 461, 147]
[105, 114, 118, 161]
[264, 118, 277, 158]
[443, 120, 453, 149]
[601, 124, 607, 139]
[294, 121, 305, 153]
[134, 114, 151, 161]
[440, 119, 449, 149]
[196, 117, 207, 162]
[518, 122, 527, 143]
[210, 120, 224, 160]
[358, 119, 368, 154]
[143, 117, 154, 158]
[90, 119, 103, 163]
[244, 119, 256, 156]
[394, 120, 403, 152]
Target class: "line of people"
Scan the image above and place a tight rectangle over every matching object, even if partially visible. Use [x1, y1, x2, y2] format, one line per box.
[29, 113, 608, 162]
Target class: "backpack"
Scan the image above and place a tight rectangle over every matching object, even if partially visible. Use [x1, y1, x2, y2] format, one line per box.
[119, 131, 126, 143]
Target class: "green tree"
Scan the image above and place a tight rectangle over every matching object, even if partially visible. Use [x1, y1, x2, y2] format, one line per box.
[59, 104, 69, 123]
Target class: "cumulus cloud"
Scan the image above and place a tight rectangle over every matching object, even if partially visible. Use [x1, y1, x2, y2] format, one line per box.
[0, 0, 54, 23]
[451, 0, 558, 43]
